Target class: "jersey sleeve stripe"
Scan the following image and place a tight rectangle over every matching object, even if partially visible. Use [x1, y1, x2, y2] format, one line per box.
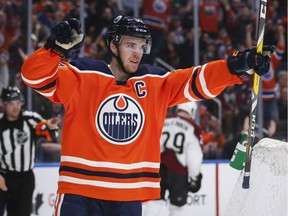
[199, 64, 217, 98]
[34, 80, 56, 91]
[35, 89, 56, 97]
[191, 68, 206, 99]
[184, 68, 199, 101]
[21, 69, 58, 85]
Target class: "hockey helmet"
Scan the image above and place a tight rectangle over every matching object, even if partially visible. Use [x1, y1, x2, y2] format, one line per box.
[177, 101, 198, 119]
[106, 15, 152, 54]
[1, 86, 24, 102]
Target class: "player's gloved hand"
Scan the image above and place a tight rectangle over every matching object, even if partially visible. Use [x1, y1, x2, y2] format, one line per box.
[227, 45, 276, 76]
[187, 173, 202, 193]
[44, 18, 85, 58]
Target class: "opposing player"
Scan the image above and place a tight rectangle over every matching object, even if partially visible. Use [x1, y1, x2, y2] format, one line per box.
[21, 15, 274, 216]
[143, 102, 203, 216]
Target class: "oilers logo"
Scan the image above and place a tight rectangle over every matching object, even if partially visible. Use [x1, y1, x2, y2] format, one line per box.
[261, 68, 273, 81]
[96, 94, 145, 145]
[153, 0, 166, 13]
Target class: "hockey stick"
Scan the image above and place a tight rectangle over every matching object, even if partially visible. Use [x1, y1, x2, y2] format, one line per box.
[242, 0, 267, 189]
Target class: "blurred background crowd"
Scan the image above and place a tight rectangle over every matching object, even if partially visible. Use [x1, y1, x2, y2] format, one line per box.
[0, 0, 287, 162]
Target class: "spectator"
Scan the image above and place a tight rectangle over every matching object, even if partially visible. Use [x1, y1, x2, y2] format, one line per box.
[30, 14, 49, 48]
[86, 6, 114, 41]
[214, 27, 233, 58]
[274, 69, 287, 139]
[0, 9, 20, 53]
[157, 30, 180, 68]
[202, 42, 218, 63]
[219, 86, 238, 140]
[0, 86, 61, 215]
[0, 50, 9, 93]
[278, 85, 287, 121]
[277, 70, 288, 91]
[142, 0, 172, 64]
[178, 28, 195, 68]
[221, 1, 256, 48]
[175, 1, 194, 31]
[17, 33, 39, 61]
[0, 8, 21, 84]
[200, 105, 226, 159]
[12, 72, 27, 101]
[143, 102, 203, 216]
[169, 15, 185, 45]
[199, 0, 220, 38]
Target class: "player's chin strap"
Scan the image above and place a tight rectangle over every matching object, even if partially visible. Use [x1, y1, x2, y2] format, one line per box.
[111, 44, 131, 77]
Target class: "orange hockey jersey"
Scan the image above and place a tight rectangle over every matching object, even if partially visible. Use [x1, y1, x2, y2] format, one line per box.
[142, 0, 171, 31]
[21, 47, 242, 201]
[261, 44, 285, 101]
[199, 0, 219, 34]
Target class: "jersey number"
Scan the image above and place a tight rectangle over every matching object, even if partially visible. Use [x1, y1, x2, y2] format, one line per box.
[162, 131, 185, 154]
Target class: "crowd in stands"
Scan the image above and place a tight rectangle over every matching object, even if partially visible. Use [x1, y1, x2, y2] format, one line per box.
[0, 0, 287, 161]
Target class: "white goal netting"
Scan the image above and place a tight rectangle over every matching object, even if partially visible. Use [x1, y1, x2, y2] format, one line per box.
[224, 138, 288, 216]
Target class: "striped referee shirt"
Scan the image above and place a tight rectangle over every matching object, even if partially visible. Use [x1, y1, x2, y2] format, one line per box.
[0, 110, 56, 172]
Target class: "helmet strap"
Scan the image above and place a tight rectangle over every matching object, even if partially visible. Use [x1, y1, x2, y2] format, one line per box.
[111, 42, 131, 76]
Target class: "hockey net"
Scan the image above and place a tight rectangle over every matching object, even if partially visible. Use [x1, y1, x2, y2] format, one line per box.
[224, 138, 288, 216]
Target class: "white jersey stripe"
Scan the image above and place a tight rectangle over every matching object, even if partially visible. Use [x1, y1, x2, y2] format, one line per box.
[184, 67, 199, 101]
[199, 64, 217, 98]
[59, 176, 160, 189]
[61, 156, 160, 169]
[21, 69, 58, 85]
[36, 89, 56, 97]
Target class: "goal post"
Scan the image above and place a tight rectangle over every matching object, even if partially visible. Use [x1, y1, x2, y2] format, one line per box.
[224, 138, 288, 216]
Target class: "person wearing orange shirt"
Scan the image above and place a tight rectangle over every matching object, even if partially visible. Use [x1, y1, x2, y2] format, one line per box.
[142, 0, 172, 64]
[200, 106, 225, 159]
[21, 15, 273, 216]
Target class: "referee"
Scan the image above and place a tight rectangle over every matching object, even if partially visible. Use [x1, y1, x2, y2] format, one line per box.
[0, 86, 61, 216]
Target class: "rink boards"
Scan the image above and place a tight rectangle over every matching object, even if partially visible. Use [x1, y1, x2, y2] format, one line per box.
[31, 161, 240, 216]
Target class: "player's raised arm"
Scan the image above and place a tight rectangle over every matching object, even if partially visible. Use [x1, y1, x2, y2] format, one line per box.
[21, 18, 85, 103]
[164, 45, 274, 105]
[21, 18, 85, 79]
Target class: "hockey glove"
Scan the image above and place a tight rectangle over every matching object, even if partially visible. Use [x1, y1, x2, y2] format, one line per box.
[227, 45, 276, 76]
[187, 173, 202, 193]
[44, 18, 85, 58]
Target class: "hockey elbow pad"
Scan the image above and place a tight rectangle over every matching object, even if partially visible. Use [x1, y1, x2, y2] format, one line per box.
[187, 173, 202, 193]
[227, 45, 275, 76]
[44, 18, 85, 59]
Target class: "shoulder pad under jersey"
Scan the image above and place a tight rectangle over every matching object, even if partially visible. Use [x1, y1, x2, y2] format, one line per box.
[70, 57, 112, 75]
[135, 64, 168, 76]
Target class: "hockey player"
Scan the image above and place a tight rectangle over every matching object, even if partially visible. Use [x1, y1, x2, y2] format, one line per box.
[143, 102, 203, 216]
[21, 15, 274, 216]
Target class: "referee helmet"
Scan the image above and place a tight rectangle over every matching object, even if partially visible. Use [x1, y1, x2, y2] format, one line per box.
[1, 86, 24, 102]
